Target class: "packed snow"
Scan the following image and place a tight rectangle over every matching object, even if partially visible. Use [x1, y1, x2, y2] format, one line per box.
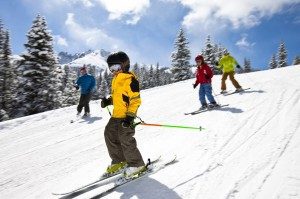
[0, 66, 300, 199]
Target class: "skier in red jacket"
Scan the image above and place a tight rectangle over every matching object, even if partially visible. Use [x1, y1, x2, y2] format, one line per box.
[193, 55, 219, 110]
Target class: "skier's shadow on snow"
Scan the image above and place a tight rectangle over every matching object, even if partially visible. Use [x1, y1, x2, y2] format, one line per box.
[79, 116, 102, 124]
[115, 177, 182, 199]
[219, 107, 243, 113]
[236, 89, 265, 95]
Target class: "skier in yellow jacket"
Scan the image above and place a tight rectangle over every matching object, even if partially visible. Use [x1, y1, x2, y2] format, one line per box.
[100, 51, 145, 179]
[218, 51, 243, 94]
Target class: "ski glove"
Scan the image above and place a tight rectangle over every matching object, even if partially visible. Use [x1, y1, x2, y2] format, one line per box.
[101, 97, 112, 108]
[122, 115, 135, 128]
[193, 83, 198, 89]
[205, 74, 210, 79]
[236, 65, 241, 69]
[75, 85, 79, 90]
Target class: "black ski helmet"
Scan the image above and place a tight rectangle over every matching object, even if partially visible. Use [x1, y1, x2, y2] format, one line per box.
[107, 51, 130, 72]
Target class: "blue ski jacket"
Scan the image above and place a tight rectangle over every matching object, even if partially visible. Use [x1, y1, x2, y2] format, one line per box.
[76, 74, 96, 95]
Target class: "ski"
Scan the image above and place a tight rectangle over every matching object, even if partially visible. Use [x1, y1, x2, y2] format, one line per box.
[92, 155, 178, 198]
[52, 156, 161, 196]
[223, 88, 250, 96]
[184, 104, 229, 115]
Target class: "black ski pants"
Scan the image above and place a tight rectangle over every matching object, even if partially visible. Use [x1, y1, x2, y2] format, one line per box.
[77, 93, 92, 113]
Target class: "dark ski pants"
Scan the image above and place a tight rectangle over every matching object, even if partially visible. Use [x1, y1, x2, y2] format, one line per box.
[221, 71, 242, 91]
[104, 117, 145, 167]
[77, 93, 91, 113]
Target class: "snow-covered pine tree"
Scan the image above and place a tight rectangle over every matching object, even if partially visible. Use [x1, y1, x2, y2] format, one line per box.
[154, 63, 162, 86]
[148, 65, 155, 88]
[171, 28, 192, 82]
[216, 44, 225, 60]
[0, 19, 5, 118]
[0, 30, 16, 120]
[292, 55, 300, 65]
[202, 35, 215, 66]
[140, 65, 149, 89]
[269, 54, 277, 69]
[243, 58, 252, 73]
[161, 68, 172, 85]
[132, 62, 140, 79]
[61, 65, 78, 106]
[93, 69, 102, 100]
[17, 14, 62, 116]
[103, 69, 112, 94]
[99, 73, 109, 99]
[277, 41, 288, 68]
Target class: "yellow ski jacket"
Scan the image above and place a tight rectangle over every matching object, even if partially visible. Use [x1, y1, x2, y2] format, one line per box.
[218, 55, 238, 73]
[111, 72, 141, 118]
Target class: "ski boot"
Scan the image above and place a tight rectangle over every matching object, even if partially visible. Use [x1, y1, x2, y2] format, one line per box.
[123, 165, 147, 179]
[102, 161, 127, 178]
[199, 104, 208, 111]
[208, 102, 220, 109]
[83, 112, 90, 117]
[235, 87, 244, 92]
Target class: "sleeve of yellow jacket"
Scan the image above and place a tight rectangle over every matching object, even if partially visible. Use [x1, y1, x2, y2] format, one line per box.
[125, 75, 141, 117]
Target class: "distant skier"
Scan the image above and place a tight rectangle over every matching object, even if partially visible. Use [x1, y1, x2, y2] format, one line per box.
[217, 51, 243, 94]
[193, 55, 219, 110]
[100, 51, 145, 179]
[75, 66, 96, 117]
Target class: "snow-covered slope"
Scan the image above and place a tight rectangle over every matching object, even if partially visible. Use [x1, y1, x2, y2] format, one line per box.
[0, 66, 300, 199]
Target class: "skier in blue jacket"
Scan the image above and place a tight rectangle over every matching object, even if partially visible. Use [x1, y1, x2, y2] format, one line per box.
[75, 66, 96, 116]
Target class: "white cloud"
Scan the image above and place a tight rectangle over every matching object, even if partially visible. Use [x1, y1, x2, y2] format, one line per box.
[96, 0, 150, 24]
[53, 35, 69, 47]
[65, 13, 121, 49]
[23, 0, 95, 10]
[178, 0, 300, 32]
[235, 34, 255, 50]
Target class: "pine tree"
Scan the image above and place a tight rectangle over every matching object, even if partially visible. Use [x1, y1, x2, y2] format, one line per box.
[203, 35, 215, 66]
[243, 58, 251, 73]
[148, 65, 155, 88]
[103, 69, 112, 94]
[292, 55, 300, 65]
[154, 63, 161, 86]
[140, 65, 149, 89]
[269, 54, 277, 69]
[171, 28, 192, 82]
[277, 41, 288, 67]
[99, 73, 109, 99]
[160, 67, 172, 85]
[132, 63, 140, 78]
[17, 14, 62, 116]
[61, 65, 78, 106]
[0, 24, 18, 120]
[0, 19, 5, 118]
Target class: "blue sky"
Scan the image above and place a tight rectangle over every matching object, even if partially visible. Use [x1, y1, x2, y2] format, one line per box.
[0, 0, 299, 69]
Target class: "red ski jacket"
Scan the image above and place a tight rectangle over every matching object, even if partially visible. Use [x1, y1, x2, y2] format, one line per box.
[194, 63, 213, 85]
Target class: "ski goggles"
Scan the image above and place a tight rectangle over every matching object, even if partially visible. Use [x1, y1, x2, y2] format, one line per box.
[109, 64, 122, 73]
